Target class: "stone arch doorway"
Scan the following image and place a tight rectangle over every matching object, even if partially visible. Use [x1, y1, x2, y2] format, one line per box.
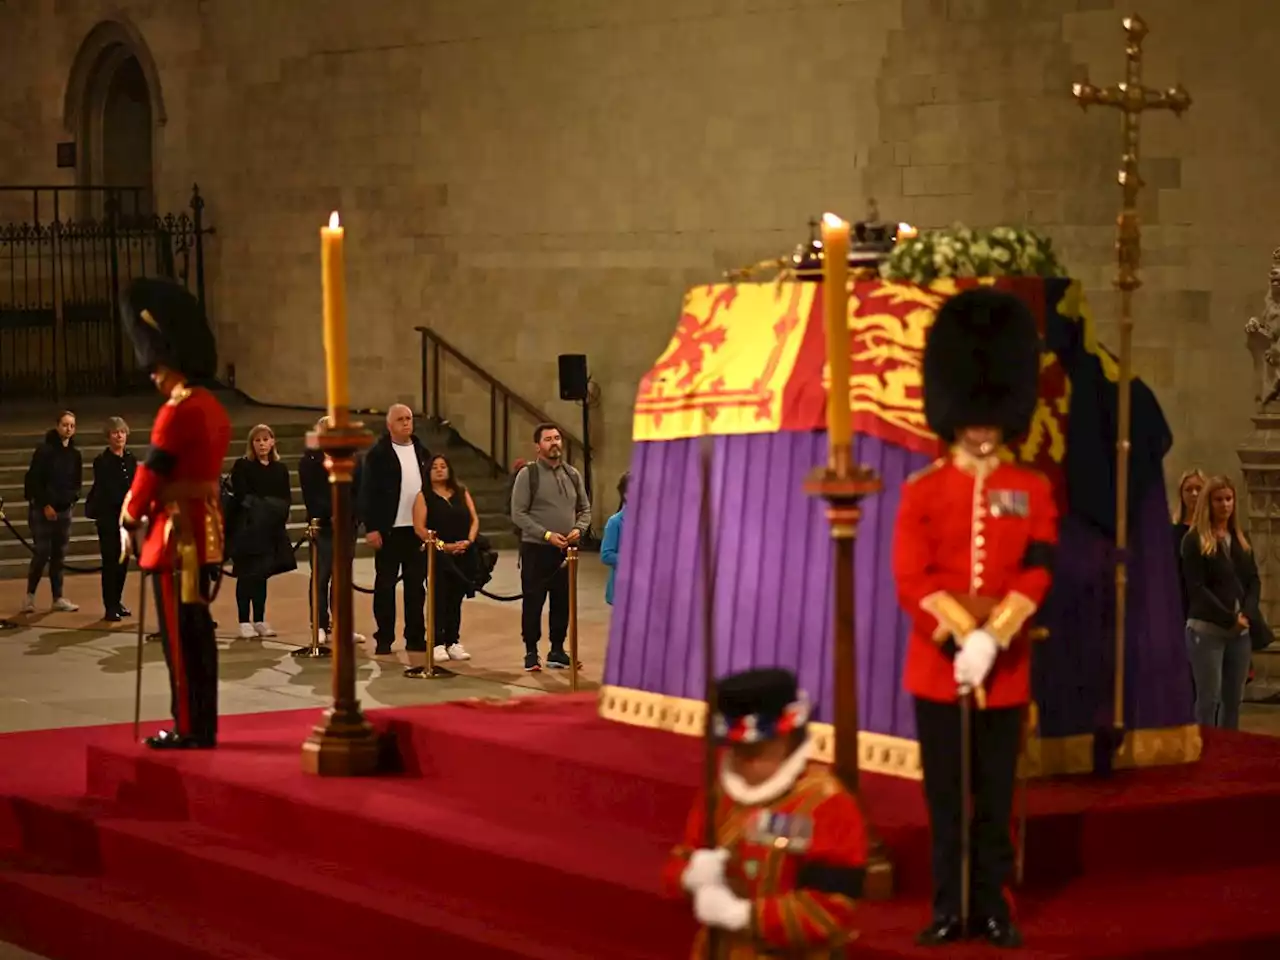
[62, 18, 167, 220]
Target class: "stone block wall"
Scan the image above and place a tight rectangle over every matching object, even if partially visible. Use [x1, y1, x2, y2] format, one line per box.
[1, 0, 1277, 522]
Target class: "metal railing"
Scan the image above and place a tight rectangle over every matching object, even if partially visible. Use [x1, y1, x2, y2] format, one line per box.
[414, 325, 584, 476]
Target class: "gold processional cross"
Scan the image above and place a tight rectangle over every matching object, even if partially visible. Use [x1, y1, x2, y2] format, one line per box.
[1071, 14, 1190, 746]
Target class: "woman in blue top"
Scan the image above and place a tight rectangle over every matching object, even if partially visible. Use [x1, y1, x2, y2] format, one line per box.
[601, 472, 629, 605]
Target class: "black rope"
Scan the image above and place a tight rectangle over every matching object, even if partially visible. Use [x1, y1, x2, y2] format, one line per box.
[434, 545, 567, 602]
[0, 511, 103, 573]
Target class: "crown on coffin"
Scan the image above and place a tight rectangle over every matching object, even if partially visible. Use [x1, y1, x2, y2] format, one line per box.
[790, 199, 915, 280]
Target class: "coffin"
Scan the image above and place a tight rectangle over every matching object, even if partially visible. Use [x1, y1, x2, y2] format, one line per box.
[600, 277, 1200, 778]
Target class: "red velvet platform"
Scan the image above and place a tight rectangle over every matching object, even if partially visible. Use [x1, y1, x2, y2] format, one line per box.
[2, 695, 1280, 959]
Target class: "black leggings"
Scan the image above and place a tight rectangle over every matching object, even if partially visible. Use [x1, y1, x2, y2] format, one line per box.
[235, 577, 268, 623]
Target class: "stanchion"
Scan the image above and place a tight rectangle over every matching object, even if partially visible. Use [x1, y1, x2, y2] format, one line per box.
[406, 532, 452, 680]
[567, 545, 580, 692]
[0, 499, 14, 631]
[293, 520, 332, 660]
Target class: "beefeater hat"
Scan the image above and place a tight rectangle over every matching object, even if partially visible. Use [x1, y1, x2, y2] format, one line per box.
[713, 668, 812, 745]
[922, 287, 1041, 444]
[120, 277, 217, 382]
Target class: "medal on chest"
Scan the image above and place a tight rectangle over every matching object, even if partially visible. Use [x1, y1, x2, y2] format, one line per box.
[746, 808, 814, 854]
[987, 488, 1029, 518]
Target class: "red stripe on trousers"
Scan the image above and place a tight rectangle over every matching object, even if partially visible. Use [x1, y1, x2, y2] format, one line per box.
[159, 574, 190, 736]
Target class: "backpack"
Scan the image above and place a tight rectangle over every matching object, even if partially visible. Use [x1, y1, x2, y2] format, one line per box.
[508, 461, 583, 538]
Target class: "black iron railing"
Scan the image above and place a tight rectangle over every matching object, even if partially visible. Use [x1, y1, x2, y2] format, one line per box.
[0, 184, 212, 402]
[414, 325, 584, 476]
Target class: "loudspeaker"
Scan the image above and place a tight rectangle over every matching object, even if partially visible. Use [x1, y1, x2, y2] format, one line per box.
[558, 354, 589, 401]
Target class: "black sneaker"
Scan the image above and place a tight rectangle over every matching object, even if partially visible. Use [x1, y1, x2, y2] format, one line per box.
[374, 640, 393, 656]
[546, 649, 572, 670]
[524, 652, 542, 672]
[116, 605, 132, 618]
[104, 610, 123, 623]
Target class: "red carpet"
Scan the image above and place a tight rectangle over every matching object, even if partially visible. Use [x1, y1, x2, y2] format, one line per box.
[1, 695, 1280, 958]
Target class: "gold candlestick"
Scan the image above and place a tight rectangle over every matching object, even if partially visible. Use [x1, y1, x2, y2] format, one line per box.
[1072, 14, 1191, 750]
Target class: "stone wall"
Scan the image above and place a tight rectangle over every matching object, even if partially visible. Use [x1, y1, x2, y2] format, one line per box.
[1, 0, 1277, 521]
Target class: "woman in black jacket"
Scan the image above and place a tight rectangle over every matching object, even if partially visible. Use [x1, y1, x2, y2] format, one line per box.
[228, 425, 296, 639]
[1171, 468, 1206, 621]
[87, 417, 138, 621]
[21, 410, 82, 614]
[1180, 474, 1259, 729]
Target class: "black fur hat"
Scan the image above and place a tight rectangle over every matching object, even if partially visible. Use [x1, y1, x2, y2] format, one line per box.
[713, 668, 811, 744]
[922, 287, 1041, 444]
[120, 278, 217, 381]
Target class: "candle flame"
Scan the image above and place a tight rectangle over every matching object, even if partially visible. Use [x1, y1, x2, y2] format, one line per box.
[897, 222, 919, 239]
[821, 212, 846, 228]
[328, 211, 341, 230]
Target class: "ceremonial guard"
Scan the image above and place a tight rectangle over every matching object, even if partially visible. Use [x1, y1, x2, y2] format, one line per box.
[892, 288, 1058, 948]
[664, 668, 867, 959]
[119, 278, 232, 750]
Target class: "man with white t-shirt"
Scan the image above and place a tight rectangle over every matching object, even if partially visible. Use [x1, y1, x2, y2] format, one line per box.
[356, 405, 431, 656]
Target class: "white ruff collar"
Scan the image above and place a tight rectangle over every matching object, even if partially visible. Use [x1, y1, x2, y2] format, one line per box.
[719, 739, 810, 806]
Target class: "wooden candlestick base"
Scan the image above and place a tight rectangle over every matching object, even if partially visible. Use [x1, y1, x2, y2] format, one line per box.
[803, 454, 895, 901]
[301, 420, 380, 777]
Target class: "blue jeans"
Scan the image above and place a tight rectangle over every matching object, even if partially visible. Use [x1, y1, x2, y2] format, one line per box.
[1185, 625, 1251, 729]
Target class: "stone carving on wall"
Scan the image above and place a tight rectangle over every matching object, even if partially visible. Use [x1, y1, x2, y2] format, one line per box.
[1244, 248, 1280, 410]
[1239, 249, 1280, 638]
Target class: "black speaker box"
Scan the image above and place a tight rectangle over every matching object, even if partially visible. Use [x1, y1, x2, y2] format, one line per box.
[558, 354, 588, 401]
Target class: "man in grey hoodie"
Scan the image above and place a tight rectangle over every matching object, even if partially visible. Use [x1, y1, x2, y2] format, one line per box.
[511, 423, 591, 672]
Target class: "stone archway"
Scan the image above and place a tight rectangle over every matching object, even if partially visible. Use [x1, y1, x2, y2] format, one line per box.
[62, 17, 167, 219]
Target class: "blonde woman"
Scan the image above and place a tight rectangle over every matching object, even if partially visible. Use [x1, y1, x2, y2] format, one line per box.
[86, 417, 138, 621]
[227, 424, 296, 639]
[1172, 469, 1206, 620]
[1179, 475, 1259, 729]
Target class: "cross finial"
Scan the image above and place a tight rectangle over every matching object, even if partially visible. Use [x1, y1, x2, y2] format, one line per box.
[1071, 13, 1192, 293]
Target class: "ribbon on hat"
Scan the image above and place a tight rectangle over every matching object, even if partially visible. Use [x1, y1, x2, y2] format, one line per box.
[713, 691, 811, 744]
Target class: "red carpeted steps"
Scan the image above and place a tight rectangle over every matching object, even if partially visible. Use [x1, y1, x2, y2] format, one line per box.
[3, 696, 1280, 958]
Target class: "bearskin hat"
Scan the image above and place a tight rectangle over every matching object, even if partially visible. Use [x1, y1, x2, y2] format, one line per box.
[120, 277, 217, 382]
[922, 287, 1041, 444]
[713, 667, 812, 745]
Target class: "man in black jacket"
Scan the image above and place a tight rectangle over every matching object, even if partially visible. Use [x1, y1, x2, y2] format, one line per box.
[21, 411, 83, 614]
[356, 405, 431, 655]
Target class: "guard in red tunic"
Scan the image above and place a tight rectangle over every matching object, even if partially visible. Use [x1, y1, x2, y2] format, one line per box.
[118, 278, 232, 750]
[663, 668, 867, 959]
[892, 288, 1058, 949]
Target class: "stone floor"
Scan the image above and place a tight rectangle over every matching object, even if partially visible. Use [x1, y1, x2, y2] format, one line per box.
[0, 551, 612, 735]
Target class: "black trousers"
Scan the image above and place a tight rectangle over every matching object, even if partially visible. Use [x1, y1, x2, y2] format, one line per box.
[519, 542, 568, 653]
[153, 569, 219, 745]
[26, 507, 72, 597]
[373, 527, 426, 648]
[310, 526, 334, 632]
[96, 520, 130, 613]
[914, 697, 1023, 923]
[432, 560, 465, 649]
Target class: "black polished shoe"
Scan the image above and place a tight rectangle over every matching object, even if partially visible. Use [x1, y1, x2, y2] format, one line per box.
[116, 605, 132, 618]
[973, 917, 1023, 949]
[104, 610, 123, 623]
[144, 730, 214, 750]
[915, 916, 966, 947]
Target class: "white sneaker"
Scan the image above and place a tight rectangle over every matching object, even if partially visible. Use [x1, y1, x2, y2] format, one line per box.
[20, 594, 36, 614]
[254, 621, 276, 638]
[446, 643, 472, 661]
[52, 598, 79, 612]
[354, 632, 367, 643]
[433, 645, 450, 662]
[238, 622, 257, 640]
[318, 629, 329, 645]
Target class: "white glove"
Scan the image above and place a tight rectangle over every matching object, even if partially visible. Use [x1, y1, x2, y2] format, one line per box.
[693, 883, 752, 932]
[954, 629, 999, 689]
[681, 848, 729, 893]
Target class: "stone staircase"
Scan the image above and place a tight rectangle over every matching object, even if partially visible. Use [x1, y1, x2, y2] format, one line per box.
[0, 406, 515, 580]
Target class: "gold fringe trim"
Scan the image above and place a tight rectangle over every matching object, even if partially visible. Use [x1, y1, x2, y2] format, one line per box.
[598, 685, 1202, 781]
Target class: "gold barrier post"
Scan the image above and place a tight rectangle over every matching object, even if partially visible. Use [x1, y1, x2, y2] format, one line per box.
[301, 418, 378, 776]
[567, 546, 580, 692]
[294, 519, 332, 660]
[406, 532, 451, 680]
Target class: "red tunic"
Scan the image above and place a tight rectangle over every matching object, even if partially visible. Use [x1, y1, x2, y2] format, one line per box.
[121, 385, 232, 574]
[892, 451, 1058, 708]
[663, 763, 867, 958]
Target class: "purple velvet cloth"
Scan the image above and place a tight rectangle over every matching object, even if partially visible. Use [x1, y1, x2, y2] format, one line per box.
[604, 432, 1194, 740]
[604, 431, 930, 738]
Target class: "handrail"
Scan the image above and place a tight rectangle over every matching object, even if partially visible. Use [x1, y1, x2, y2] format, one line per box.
[414, 325, 585, 476]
